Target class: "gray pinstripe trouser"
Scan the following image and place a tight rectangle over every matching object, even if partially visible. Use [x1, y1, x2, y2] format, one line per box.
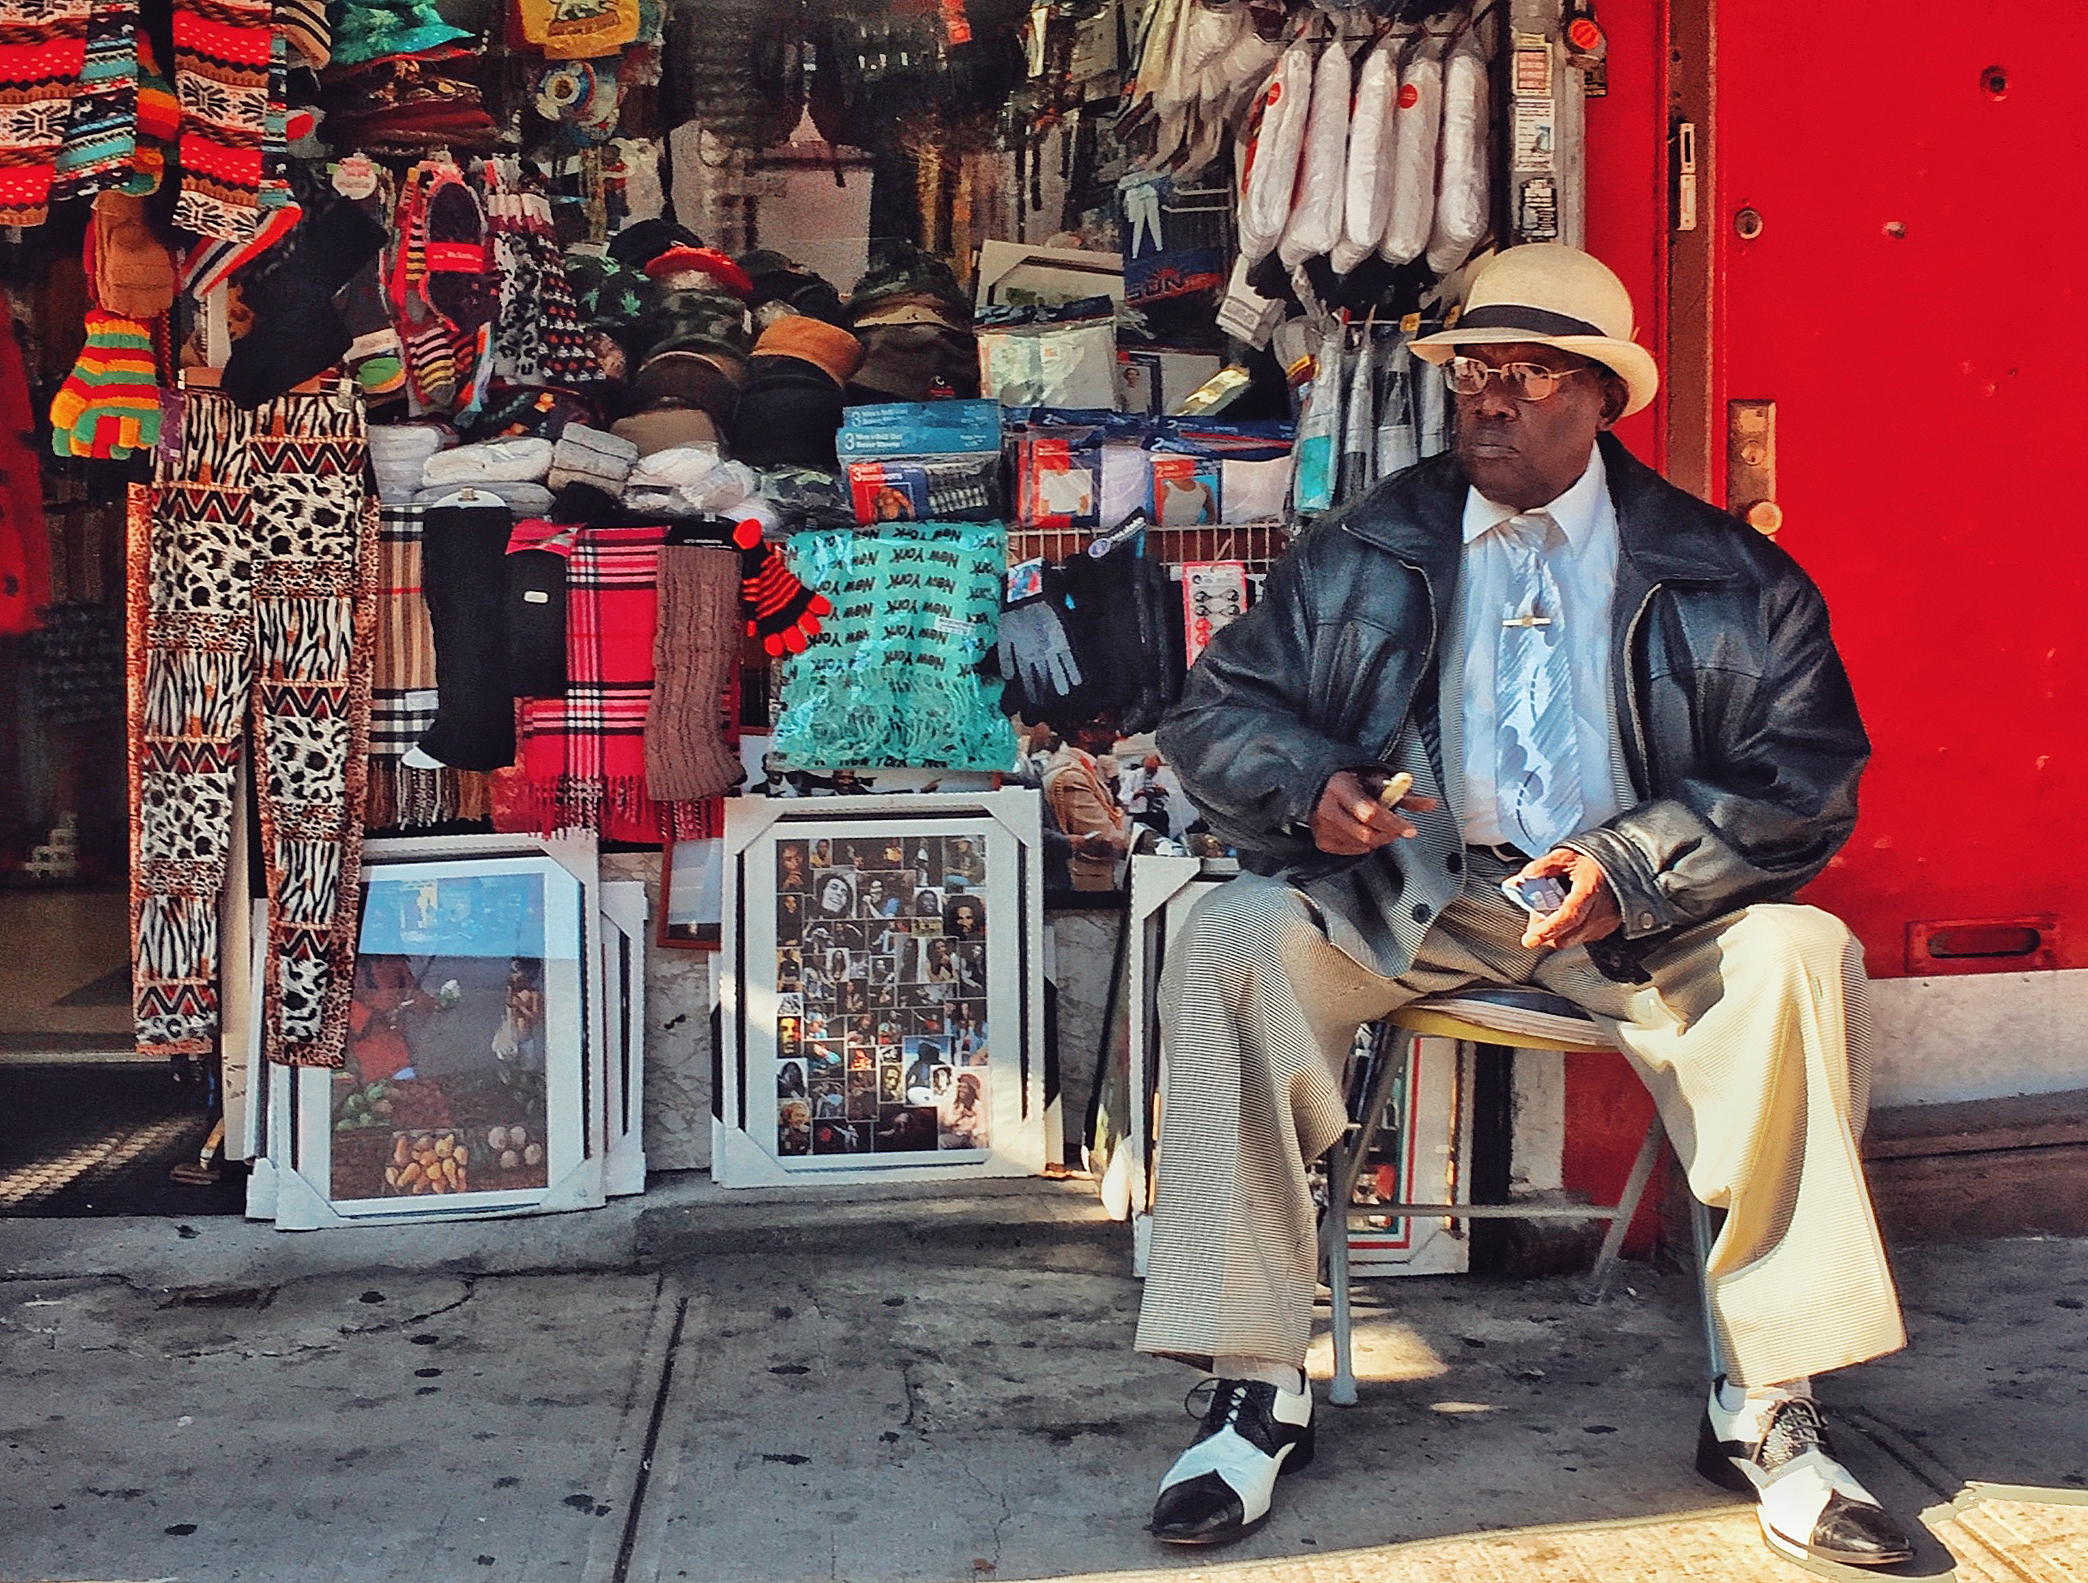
[1134, 852, 1906, 1390]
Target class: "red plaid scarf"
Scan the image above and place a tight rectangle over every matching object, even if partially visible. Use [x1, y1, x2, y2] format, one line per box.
[504, 524, 728, 842]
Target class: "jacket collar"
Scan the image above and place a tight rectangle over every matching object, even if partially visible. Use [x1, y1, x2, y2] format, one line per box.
[1338, 432, 1736, 588]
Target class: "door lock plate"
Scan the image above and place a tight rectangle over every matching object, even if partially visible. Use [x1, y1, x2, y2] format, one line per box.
[1727, 399, 1779, 533]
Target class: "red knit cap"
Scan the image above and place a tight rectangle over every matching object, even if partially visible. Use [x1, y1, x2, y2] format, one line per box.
[644, 245, 754, 299]
[752, 314, 865, 386]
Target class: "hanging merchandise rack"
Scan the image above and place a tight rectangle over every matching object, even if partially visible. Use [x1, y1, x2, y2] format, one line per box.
[1006, 517, 1291, 573]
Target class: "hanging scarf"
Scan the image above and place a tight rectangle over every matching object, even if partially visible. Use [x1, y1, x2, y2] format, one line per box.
[772, 521, 1013, 770]
[504, 523, 727, 842]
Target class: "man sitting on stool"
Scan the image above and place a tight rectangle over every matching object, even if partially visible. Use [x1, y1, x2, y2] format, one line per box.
[1140, 244, 1911, 1569]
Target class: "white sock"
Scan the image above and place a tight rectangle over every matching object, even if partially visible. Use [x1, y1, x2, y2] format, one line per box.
[1214, 1355, 1305, 1396]
[1713, 1375, 1812, 1446]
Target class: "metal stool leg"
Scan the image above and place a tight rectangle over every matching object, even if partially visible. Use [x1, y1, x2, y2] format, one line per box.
[1579, 1114, 1666, 1304]
[1325, 1026, 1417, 1408]
[1690, 1195, 1729, 1384]
[1324, 1135, 1359, 1406]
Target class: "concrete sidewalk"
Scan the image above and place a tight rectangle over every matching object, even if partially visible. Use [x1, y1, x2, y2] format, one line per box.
[1, 1189, 2084, 1583]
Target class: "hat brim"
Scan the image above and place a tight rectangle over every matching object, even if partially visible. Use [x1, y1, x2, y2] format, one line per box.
[1409, 326, 1660, 418]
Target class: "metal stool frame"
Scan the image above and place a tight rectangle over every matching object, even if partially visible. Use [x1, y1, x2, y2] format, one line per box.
[1322, 1005, 1724, 1406]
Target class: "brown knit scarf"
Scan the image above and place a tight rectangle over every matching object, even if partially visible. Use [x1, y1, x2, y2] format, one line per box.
[644, 544, 743, 803]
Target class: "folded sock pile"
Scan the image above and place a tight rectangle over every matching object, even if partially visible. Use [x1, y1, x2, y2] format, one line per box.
[367, 423, 448, 503]
[547, 423, 639, 494]
[626, 442, 724, 492]
[421, 435, 553, 485]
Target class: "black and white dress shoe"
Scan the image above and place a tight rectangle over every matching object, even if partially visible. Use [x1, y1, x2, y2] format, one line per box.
[1149, 1377, 1315, 1546]
[1697, 1381, 1914, 1567]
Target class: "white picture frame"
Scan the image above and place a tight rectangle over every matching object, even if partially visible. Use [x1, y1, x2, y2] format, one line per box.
[260, 834, 609, 1229]
[599, 878, 649, 1197]
[713, 790, 1053, 1187]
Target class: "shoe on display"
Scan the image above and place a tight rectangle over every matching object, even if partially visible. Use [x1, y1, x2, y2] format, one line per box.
[1149, 1376, 1314, 1546]
[1696, 1379, 1914, 1567]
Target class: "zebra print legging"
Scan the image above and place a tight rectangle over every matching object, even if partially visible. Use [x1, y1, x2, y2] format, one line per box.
[130, 379, 375, 1066]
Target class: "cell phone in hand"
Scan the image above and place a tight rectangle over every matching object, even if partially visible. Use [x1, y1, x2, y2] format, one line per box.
[1500, 874, 1569, 916]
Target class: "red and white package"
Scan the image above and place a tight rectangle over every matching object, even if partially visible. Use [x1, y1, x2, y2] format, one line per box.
[1426, 35, 1492, 274]
[1277, 36, 1352, 269]
[1334, 34, 1403, 275]
[1379, 36, 1444, 266]
[1237, 39, 1315, 268]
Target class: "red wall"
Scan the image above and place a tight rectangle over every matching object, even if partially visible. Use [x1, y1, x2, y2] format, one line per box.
[1581, 0, 1668, 471]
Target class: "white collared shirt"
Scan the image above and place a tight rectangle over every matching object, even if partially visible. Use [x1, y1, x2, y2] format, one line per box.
[1454, 444, 1627, 849]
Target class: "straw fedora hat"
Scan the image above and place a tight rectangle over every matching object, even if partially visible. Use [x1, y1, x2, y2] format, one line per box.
[1409, 244, 1660, 417]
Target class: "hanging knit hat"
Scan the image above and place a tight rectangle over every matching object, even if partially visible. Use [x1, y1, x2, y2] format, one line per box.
[278, 0, 331, 69]
[49, 311, 161, 459]
[220, 197, 389, 408]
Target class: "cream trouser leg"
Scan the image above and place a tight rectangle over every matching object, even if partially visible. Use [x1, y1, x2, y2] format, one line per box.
[1134, 862, 1906, 1389]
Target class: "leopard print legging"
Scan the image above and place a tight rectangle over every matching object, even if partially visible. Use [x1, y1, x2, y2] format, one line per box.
[130, 379, 375, 1066]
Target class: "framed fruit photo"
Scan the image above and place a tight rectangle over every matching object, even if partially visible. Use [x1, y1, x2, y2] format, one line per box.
[713, 790, 1055, 1187]
[264, 846, 609, 1229]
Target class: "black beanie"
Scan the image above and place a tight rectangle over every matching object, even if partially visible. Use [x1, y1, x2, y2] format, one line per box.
[731, 355, 846, 469]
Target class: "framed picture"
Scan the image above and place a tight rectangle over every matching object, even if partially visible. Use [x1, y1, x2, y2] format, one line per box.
[254, 834, 611, 1228]
[659, 838, 723, 950]
[713, 790, 1054, 1186]
[1120, 854, 1468, 1278]
[599, 877, 649, 1197]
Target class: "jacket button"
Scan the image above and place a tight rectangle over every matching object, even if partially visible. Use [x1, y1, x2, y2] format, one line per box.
[1638, 913, 1655, 930]
[1445, 852, 1463, 874]
[1412, 903, 1432, 924]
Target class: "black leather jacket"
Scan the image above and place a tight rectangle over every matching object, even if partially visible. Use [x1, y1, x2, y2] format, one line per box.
[1156, 433, 1869, 980]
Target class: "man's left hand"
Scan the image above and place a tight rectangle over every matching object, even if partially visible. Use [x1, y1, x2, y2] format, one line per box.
[1514, 848, 1622, 951]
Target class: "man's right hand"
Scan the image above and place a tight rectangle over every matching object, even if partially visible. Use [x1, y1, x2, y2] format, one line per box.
[1309, 770, 1438, 855]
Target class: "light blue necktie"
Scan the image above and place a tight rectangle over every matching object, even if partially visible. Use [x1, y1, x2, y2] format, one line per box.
[1494, 513, 1583, 854]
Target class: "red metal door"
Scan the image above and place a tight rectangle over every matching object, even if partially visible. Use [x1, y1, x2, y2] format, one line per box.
[1715, 6, 2087, 975]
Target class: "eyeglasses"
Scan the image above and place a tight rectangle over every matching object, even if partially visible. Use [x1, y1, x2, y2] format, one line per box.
[1442, 357, 1591, 402]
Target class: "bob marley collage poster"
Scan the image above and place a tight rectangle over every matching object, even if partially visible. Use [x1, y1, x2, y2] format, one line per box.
[771, 833, 991, 1159]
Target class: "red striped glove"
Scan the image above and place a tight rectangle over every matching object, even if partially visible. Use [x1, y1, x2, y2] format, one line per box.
[734, 518, 830, 657]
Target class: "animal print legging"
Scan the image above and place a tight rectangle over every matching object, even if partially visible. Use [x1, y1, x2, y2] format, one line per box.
[130, 380, 375, 1066]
